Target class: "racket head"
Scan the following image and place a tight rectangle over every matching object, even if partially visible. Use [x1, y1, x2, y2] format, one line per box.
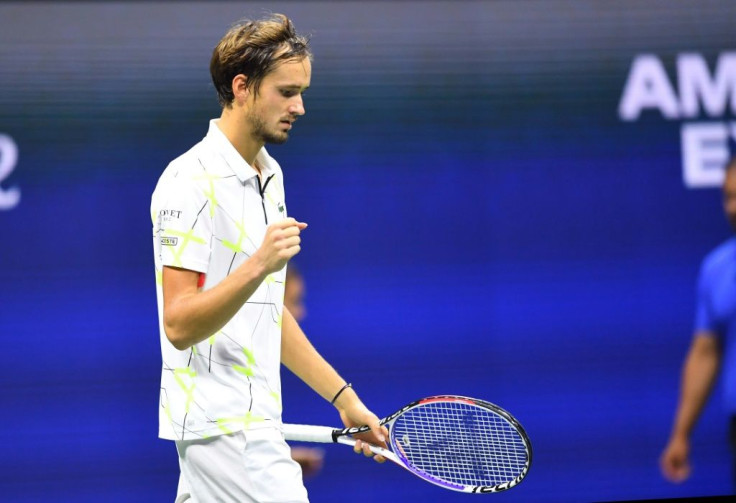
[384, 395, 532, 493]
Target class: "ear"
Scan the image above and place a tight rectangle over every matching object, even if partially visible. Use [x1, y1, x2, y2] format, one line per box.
[231, 74, 250, 104]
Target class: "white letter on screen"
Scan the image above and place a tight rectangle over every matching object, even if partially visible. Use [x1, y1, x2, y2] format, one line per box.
[681, 122, 728, 188]
[619, 54, 680, 121]
[678, 52, 736, 118]
[0, 133, 20, 210]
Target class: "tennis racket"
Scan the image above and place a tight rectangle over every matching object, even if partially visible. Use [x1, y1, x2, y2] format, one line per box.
[282, 395, 532, 493]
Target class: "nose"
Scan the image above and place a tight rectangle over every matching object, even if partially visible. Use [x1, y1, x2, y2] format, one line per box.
[289, 95, 305, 116]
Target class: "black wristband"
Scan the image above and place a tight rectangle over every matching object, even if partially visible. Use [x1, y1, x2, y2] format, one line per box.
[330, 382, 352, 405]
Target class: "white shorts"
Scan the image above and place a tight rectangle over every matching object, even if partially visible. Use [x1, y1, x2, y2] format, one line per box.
[174, 428, 309, 503]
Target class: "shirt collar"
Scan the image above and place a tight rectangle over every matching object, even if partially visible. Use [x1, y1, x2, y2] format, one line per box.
[205, 119, 276, 184]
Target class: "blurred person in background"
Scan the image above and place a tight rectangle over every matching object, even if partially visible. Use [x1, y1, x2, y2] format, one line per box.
[284, 263, 325, 477]
[661, 157, 736, 487]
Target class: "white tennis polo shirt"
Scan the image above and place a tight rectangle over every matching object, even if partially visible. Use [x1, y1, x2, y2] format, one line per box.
[151, 119, 289, 441]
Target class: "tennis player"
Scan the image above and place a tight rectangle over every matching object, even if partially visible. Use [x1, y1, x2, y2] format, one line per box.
[151, 14, 386, 502]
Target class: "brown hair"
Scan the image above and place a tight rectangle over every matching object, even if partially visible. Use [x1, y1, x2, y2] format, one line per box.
[210, 13, 311, 108]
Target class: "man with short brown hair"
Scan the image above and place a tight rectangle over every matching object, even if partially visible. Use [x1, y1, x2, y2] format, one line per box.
[152, 14, 386, 502]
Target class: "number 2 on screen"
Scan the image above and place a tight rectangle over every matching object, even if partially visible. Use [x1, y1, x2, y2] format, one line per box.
[0, 133, 20, 210]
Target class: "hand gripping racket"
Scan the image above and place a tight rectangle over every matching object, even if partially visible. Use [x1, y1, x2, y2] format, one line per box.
[282, 395, 532, 493]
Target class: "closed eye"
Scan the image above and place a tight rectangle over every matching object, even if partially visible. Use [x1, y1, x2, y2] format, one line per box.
[279, 86, 308, 98]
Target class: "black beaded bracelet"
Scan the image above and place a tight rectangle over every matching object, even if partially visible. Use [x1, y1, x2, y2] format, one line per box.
[330, 382, 352, 405]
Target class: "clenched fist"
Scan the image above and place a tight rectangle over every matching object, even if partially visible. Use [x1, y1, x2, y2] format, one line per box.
[253, 217, 308, 275]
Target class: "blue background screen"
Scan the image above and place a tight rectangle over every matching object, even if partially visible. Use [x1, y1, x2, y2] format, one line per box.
[2, 1, 735, 501]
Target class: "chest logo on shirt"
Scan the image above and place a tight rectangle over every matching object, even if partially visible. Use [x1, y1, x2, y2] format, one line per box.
[161, 237, 179, 246]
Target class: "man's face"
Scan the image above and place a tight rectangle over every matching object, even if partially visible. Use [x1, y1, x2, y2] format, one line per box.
[724, 167, 736, 232]
[246, 57, 311, 145]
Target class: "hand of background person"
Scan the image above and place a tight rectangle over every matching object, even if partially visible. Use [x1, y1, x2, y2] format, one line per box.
[291, 446, 325, 478]
[660, 435, 691, 483]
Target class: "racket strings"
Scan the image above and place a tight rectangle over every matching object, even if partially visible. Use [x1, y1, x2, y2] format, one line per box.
[391, 401, 528, 488]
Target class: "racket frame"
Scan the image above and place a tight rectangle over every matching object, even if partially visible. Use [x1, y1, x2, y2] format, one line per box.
[282, 395, 532, 493]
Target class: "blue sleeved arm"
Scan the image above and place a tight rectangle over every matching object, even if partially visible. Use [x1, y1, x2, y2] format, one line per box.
[693, 260, 718, 335]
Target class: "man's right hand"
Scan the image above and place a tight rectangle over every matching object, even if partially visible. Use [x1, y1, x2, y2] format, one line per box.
[660, 435, 691, 483]
[253, 218, 308, 275]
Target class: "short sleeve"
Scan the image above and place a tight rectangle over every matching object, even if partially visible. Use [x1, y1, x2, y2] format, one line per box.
[693, 261, 717, 335]
[154, 171, 212, 273]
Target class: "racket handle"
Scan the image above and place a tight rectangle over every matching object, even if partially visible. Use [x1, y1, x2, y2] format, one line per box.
[282, 423, 337, 443]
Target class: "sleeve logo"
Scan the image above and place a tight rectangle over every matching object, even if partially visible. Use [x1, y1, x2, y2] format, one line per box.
[159, 209, 183, 223]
